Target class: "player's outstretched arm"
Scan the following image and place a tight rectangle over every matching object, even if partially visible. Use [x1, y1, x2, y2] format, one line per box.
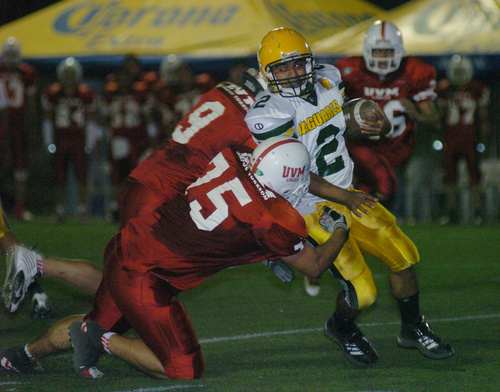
[309, 173, 378, 217]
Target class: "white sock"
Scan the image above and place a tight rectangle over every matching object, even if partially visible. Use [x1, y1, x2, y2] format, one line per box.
[101, 332, 117, 354]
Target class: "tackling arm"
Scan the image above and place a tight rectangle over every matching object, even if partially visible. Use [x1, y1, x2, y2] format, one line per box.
[282, 219, 348, 279]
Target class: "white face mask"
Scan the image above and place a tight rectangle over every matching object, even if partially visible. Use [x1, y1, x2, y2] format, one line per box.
[283, 176, 310, 208]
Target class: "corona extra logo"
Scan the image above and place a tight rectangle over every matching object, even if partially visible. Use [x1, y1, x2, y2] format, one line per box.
[53, 2, 239, 35]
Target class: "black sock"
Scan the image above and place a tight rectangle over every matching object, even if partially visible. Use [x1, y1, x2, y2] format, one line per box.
[333, 312, 357, 335]
[396, 292, 421, 325]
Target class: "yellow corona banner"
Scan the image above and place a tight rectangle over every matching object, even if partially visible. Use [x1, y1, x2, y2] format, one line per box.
[314, 0, 500, 56]
[0, 0, 381, 58]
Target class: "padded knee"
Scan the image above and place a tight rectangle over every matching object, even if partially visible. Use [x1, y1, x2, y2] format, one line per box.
[161, 301, 205, 380]
[330, 262, 377, 310]
[350, 266, 377, 309]
[351, 202, 420, 272]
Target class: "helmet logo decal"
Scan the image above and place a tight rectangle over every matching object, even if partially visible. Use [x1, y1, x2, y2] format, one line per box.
[283, 166, 305, 180]
[282, 50, 300, 59]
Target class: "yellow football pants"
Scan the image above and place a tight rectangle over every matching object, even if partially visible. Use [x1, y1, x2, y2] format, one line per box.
[304, 194, 419, 310]
[0, 199, 10, 240]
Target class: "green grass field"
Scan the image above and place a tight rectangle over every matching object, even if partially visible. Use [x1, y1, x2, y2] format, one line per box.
[1, 220, 499, 392]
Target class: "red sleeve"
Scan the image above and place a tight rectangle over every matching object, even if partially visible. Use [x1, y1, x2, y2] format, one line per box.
[254, 198, 307, 259]
[405, 57, 437, 103]
[335, 56, 364, 74]
[334, 56, 366, 99]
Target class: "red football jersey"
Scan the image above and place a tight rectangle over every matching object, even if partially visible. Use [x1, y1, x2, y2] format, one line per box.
[101, 80, 151, 139]
[0, 62, 37, 110]
[129, 81, 257, 203]
[436, 79, 490, 146]
[150, 78, 183, 141]
[335, 56, 437, 167]
[121, 145, 307, 290]
[42, 83, 95, 139]
[0, 62, 38, 171]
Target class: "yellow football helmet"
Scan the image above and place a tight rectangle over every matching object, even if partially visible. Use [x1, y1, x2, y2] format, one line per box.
[258, 27, 315, 97]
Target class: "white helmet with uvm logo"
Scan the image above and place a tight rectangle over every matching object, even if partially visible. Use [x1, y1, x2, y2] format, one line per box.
[250, 136, 310, 208]
[363, 20, 404, 76]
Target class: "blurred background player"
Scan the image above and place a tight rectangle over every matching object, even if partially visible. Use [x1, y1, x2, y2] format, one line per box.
[436, 54, 491, 225]
[228, 59, 252, 86]
[41, 57, 96, 221]
[0, 37, 38, 220]
[149, 54, 207, 144]
[99, 54, 155, 221]
[159, 54, 203, 118]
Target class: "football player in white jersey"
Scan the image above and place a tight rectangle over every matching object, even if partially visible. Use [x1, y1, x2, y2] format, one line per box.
[245, 27, 454, 366]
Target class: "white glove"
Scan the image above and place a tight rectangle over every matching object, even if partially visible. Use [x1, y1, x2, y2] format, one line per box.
[262, 259, 295, 283]
[319, 206, 348, 233]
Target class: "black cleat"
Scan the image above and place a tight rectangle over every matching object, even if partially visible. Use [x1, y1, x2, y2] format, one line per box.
[324, 316, 379, 367]
[0, 347, 42, 375]
[69, 321, 106, 378]
[397, 315, 455, 359]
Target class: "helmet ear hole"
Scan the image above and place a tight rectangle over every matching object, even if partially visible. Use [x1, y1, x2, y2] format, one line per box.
[250, 136, 311, 208]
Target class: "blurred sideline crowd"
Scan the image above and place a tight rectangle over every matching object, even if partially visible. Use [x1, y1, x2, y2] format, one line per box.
[0, 36, 498, 225]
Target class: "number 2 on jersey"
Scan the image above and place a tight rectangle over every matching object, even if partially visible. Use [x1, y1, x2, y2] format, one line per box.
[316, 124, 345, 177]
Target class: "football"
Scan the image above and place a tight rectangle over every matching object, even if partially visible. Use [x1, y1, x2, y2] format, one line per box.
[343, 98, 392, 139]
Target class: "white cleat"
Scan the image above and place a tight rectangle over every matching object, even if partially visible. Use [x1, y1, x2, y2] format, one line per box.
[304, 276, 321, 297]
[2, 245, 43, 312]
